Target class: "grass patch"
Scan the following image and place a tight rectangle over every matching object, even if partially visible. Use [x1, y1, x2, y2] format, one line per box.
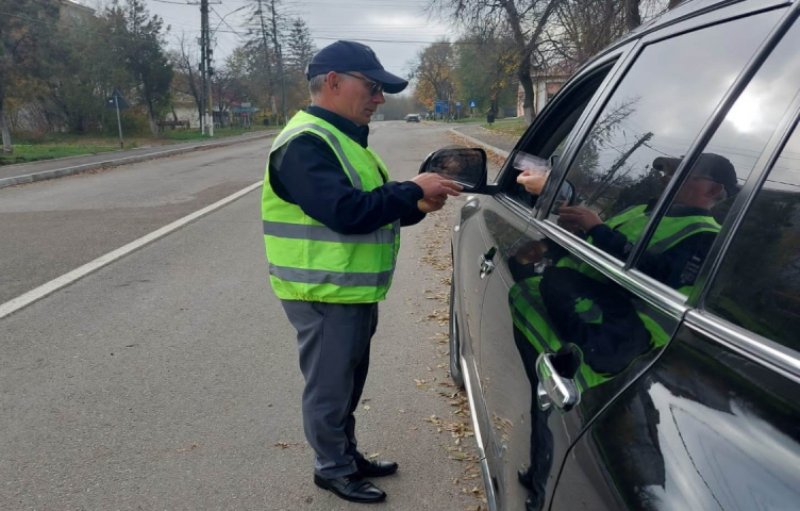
[159, 126, 272, 141]
[483, 117, 527, 137]
[0, 126, 275, 166]
[0, 143, 119, 165]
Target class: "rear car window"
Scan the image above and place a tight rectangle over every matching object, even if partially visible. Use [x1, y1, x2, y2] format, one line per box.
[548, 10, 781, 277]
[635, 19, 800, 294]
[705, 123, 800, 350]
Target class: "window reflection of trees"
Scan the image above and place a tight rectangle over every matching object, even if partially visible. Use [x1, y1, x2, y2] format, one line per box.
[568, 95, 676, 218]
[707, 131, 800, 350]
[569, 98, 638, 209]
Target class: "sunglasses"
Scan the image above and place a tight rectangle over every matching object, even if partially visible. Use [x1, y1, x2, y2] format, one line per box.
[340, 72, 384, 96]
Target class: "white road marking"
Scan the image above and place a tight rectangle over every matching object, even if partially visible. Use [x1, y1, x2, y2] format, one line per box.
[0, 181, 262, 320]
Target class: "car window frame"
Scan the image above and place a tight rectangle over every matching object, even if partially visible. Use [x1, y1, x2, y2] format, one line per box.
[492, 46, 634, 214]
[628, 5, 800, 301]
[526, 5, 795, 318]
[686, 91, 800, 382]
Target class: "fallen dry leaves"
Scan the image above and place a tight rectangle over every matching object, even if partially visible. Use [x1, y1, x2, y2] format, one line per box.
[415, 197, 488, 508]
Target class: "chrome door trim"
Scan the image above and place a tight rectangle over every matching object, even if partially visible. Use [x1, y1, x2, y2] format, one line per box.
[684, 310, 800, 384]
[459, 355, 498, 511]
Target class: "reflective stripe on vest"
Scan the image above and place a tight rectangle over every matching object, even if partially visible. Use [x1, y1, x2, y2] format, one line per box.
[509, 278, 611, 391]
[606, 205, 721, 255]
[578, 205, 721, 281]
[509, 277, 562, 354]
[261, 111, 400, 303]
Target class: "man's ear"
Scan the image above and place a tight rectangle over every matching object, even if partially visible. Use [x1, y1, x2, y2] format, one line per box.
[326, 71, 339, 91]
[707, 181, 726, 200]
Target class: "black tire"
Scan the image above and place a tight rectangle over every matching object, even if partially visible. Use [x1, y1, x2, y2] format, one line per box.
[448, 276, 465, 388]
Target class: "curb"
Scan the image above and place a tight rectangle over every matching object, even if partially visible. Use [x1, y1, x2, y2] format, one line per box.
[0, 131, 275, 190]
[448, 128, 510, 159]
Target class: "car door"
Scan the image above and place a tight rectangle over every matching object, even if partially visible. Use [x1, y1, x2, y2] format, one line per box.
[473, 56, 624, 509]
[552, 85, 800, 510]
[480, 6, 788, 511]
[550, 11, 800, 509]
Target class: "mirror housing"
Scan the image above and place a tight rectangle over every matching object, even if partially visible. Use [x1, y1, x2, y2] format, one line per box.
[419, 147, 489, 193]
[554, 180, 576, 209]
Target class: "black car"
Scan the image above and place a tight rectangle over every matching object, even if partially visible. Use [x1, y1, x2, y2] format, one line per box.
[422, 1, 800, 510]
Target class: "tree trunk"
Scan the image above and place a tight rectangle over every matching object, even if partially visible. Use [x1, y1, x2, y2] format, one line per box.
[145, 97, 158, 136]
[0, 103, 12, 154]
[518, 58, 535, 125]
[625, 0, 642, 31]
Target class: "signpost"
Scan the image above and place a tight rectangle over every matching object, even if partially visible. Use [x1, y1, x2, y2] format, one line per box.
[434, 99, 449, 119]
[106, 89, 129, 149]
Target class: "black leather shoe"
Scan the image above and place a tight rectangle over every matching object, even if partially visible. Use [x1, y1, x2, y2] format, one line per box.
[518, 467, 532, 490]
[313, 474, 386, 503]
[356, 458, 399, 477]
[526, 493, 544, 511]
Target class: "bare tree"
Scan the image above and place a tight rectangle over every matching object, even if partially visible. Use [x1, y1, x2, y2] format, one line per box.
[430, 0, 562, 124]
[246, 0, 287, 124]
[547, 0, 627, 67]
[171, 33, 204, 125]
[0, 0, 60, 152]
[411, 41, 457, 116]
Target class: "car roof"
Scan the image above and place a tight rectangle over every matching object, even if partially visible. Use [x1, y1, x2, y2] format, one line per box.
[602, 0, 790, 56]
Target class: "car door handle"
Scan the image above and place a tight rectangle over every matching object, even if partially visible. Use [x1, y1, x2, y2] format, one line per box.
[479, 247, 496, 279]
[535, 351, 581, 412]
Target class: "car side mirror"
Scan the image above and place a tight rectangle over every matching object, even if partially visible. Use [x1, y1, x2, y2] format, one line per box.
[556, 180, 576, 208]
[419, 147, 488, 193]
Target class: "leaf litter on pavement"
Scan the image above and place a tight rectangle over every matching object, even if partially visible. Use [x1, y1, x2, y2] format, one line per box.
[416, 199, 487, 510]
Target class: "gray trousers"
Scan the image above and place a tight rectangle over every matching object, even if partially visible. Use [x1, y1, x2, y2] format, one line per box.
[281, 300, 379, 478]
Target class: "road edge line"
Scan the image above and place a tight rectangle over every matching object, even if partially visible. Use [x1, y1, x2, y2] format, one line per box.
[0, 180, 263, 320]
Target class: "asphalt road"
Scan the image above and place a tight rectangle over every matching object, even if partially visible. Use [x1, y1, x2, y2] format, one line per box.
[0, 121, 485, 510]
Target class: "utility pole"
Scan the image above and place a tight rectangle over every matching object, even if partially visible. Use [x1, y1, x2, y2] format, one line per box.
[200, 0, 213, 136]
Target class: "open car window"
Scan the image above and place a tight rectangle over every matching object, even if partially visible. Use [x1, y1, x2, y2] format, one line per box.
[503, 66, 614, 208]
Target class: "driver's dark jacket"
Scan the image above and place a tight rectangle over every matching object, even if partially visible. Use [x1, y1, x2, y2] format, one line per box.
[586, 200, 718, 290]
[268, 106, 426, 234]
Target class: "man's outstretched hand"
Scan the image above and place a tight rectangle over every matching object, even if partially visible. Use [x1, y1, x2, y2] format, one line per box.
[411, 173, 462, 213]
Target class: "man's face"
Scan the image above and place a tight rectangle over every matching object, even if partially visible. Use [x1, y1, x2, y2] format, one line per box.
[674, 172, 722, 208]
[334, 72, 385, 125]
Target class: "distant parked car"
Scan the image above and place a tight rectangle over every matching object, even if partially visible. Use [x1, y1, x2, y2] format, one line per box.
[405, 113, 421, 122]
[420, 1, 800, 510]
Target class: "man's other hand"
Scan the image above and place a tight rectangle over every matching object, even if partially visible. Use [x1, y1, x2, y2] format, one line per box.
[557, 205, 603, 233]
[417, 194, 448, 213]
[411, 173, 463, 199]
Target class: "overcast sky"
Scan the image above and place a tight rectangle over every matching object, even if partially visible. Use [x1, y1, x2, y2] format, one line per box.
[75, 0, 458, 84]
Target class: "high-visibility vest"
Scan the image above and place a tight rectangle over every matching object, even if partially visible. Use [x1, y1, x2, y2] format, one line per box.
[577, 204, 721, 292]
[510, 204, 721, 390]
[261, 111, 401, 303]
[509, 277, 611, 392]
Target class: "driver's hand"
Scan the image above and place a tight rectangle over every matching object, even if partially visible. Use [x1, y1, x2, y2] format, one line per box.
[516, 167, 550, 195]
[557, 205, 603, 232]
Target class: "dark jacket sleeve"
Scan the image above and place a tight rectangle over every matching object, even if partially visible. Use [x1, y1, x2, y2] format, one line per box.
[270, 134, 425, 234]
[586, 223, 716, 290]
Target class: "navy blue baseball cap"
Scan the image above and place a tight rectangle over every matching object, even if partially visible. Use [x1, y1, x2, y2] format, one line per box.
[654, 152, 739, 197]
[306, 40, 409, 94]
